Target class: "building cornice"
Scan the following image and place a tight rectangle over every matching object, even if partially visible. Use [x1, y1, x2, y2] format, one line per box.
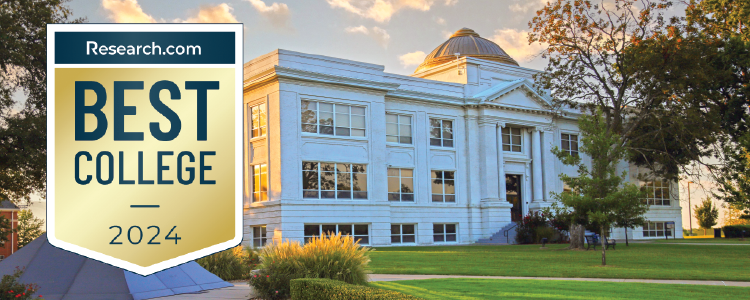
[244, 66, 400, 93]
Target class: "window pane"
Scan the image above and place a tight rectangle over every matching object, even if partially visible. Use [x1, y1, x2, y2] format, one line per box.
[443, 140, 453, 147]
[386, 123, 398, 135]
[401, 177, 414, 193]
[430, 138, 442, 146]
[401, 169, 413, 177]
[432, 194, 443, 202]
[320, 126, 334, 135]
[403, 235, 415, 243]
[400, 136, 412, 144]
[391, 225, 400, 235]
[402, 193, 414, 201]
[434, 235, 444, 242]
[339, 225, 353, 236]
[433, 224, 444, 234]
[335, 127, 350, 136]
[446, 234, 457, 242]
[352, 174, 367, 191]
[354, 225, 368, 235]
[302, 171, 318, 190]
[351, 129, 365, 137]
[445, 224, 456, 233]
[391, 236, 401, 243]
[356, 236, 369, 245]
[400, 125, 411, 136]
[432, 179, 443, 194]
[351, 115, 366, 128]
[388, 177, 400, 193]
[351, 106, 365, 115]
[444, 180, 455, 194]
[403, 225, 415, 235]
[430, 126, 441, 139]
[402, 116, 412, 124]
[336, 113, 350, 127]
[319, 103, 333, 112]
[304, 225, 320, 236]
[386, 114, 398, 123]
[335, 104, 349, 113]
[388, 193, 400, 201]
[511, 128, 521, 135]
[387, 136, 399, 143]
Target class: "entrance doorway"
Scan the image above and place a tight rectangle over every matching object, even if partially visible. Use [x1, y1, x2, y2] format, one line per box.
[506, 175, 522, 222]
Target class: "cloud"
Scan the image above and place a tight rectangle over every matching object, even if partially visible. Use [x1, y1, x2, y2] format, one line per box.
[434, 17, 446, 25]
[444, 0, 458, 5]
[442, 30, 453, 39]
[345, 25, 391, 48]
[181, 4, 239, 23]
[246, 0, 291, 28]
[327, 0, 435, 23]
[490, 28, 547, 62]
[102, 0, 156, 23]
[508, 0, 546, 13]
[398, 51, 427, 68]
[102, 0, 240, 24]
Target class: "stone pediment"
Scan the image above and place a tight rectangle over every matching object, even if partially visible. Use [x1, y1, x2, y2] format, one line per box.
[473, 79, 552, 110]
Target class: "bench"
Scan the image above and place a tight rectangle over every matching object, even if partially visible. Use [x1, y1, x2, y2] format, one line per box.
[585, 235, 616, 250]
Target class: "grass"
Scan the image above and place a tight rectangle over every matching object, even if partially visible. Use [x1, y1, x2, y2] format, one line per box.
[651, 238, 750, 244]
[369, 243, 750, 281]
[371, 278, 750, 300]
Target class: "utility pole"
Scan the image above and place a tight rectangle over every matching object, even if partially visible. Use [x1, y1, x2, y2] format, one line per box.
[688, 181, 694, 235]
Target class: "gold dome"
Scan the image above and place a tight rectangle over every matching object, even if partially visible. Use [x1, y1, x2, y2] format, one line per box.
[415, 28, 519, 73]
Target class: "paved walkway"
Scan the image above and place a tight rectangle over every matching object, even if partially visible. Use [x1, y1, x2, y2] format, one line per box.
[369, 274, 750, 287]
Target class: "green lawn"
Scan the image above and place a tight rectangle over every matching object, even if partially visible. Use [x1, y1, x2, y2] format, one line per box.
[371, 278, 750, 300]
[651, 238, 750, 244]
[369, 244, 750, 281]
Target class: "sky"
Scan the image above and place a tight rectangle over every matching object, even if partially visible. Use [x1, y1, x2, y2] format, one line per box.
[44, 0, 724, 231]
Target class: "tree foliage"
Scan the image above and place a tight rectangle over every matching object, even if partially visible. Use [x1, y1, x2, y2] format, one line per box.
[694, 198, 720, 229]
[16, 209, 44, 248]
[0, 0, 80, 203]
[0, 215, 11, 245]
[552, 109, 648, 265]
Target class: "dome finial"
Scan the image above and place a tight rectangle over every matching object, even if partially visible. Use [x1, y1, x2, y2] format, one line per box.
[451, 28, 480, 38]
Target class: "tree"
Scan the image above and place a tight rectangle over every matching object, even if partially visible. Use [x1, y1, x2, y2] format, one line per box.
[724, 204, 750, 226]
[0, 215, 11, 246]
[694, 198, 719, 230]
[0, 0, 80, 203]
[552, 109, 647, 265]
[614, 203, 647, 246]
[714, 133, 750, 219]
[16, 209, 44, 248]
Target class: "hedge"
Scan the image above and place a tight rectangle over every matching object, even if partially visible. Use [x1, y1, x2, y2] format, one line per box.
[290, 278, 424, 300]
[723, 225, 750, 238]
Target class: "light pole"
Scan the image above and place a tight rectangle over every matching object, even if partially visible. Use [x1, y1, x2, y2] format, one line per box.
[688, 181, 694, 235]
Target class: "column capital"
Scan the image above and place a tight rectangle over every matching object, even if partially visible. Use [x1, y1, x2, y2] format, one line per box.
[496, 122, 506, 128]
[533, 126, 544, 132]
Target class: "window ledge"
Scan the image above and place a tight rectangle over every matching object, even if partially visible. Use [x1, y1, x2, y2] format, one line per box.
[386, 142, 415, 149]
[302, 133, 368, 143]
[249, 136, 267, 143]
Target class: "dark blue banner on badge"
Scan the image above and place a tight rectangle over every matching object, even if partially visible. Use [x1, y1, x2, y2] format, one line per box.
[55, 32, 235, 65]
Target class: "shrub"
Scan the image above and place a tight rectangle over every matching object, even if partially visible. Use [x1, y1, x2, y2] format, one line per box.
[196, 246, 258, 281]
[249, 232, 371, 299]
[534, 226, 556, 243]
[0, 268, 43, 300]
[290, 278, 423, 300]
[515, 211, 548, 244]
[723, 225, 750, 238]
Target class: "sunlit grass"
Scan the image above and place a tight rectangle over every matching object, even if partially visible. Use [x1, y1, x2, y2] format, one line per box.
[369, 243, 750, 281]
[372, 278, 750, 300]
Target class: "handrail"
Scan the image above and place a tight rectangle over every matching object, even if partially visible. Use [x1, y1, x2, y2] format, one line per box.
[503, 223, 518, 239]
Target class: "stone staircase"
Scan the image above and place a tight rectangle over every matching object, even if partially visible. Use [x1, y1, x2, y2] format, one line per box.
[477, 222, 518, 245]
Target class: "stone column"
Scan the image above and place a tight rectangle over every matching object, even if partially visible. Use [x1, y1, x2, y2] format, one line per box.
[532, 127, 544, 202]
[542, 129, 556, 201]
[496, 122, 506, 201]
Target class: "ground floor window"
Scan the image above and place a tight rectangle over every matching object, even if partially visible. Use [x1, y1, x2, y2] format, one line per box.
[391, 224, 416, 244]
[252, 225, 267, 247]
[433, 223, 457, 243]
[304, 224, 369, 245]
[643, 222, 671, 237]
[302, 162, 368, 200]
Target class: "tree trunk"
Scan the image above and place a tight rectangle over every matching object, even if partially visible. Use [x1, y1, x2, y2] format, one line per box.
[600, 226, 607, 266]
[568, 223, 585, 250]
[625, 227, 629, 246]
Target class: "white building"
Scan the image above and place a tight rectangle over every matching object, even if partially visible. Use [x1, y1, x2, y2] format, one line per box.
[242, 28, 683, 247]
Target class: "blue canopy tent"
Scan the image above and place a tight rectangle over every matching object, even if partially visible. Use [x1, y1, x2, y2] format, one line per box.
[0, 234, 233, 300]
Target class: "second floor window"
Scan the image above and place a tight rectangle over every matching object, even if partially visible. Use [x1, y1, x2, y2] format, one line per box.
[248, 103, 267, 138]
[561, 133, 579, 156]
[386, 113, 412, 144]
[301, 100, 366, 137]
[388, 168, 414, 202]
[252, 225, 267, 247]
[303, 162, 367, 200]
[431, 170, 455, 203]
[430, 119, 453, 147]
[252, 164, 268, 202]
[641, 180, 670, 206]
[502, 127, 522, 152]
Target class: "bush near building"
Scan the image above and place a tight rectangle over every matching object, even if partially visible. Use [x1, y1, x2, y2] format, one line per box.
[196, 246, 258, 281]
[723, 225, 750, 238]
[290, 278, 423, 300]
[249, 232, 371, 299]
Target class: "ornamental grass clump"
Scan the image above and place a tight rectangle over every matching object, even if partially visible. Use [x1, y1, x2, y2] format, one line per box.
[196, 245, 258, 281]
[249, 232, 371, 299]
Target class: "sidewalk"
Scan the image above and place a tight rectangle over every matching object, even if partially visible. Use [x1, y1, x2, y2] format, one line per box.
[368, 274, 750, 287]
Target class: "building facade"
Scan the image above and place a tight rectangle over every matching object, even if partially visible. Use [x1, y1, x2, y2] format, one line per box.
[242, 28, 683, 247]
[0, 201, 19, 258]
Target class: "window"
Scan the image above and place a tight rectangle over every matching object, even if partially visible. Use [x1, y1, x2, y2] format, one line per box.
[304, 224, 369, 245]
[252, 225, 267, 247]
[301, 100, 366, 137]
[643, 222, 670, 237]
[429, 119, 453, 147]
[561, 133, 579, 156]
[391, 224, 416, 244]
[386, 113, 412, 144]
[502, 127, 522, 152]
[433, 223, 457, 243]
[248, 103, 267, 138]
[252, 164, 268, 202]
[641, 180, 670, 206]
[302, 162, 367, 200]
[431, 170, 455, 203]
[388, 168, 414, 202]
